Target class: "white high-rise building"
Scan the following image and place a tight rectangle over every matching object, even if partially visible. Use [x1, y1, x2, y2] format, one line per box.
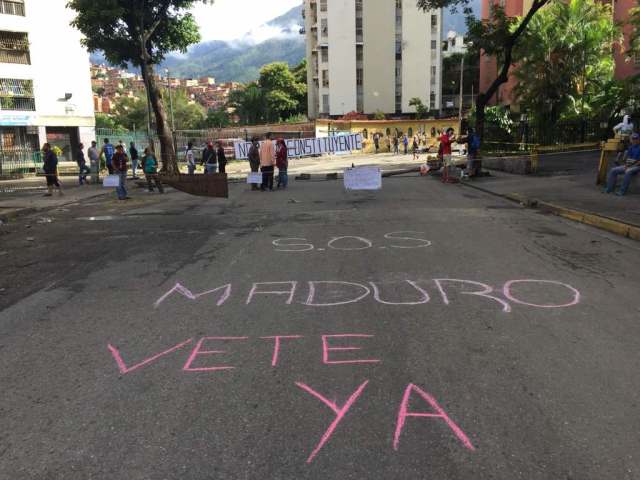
[303, 0, 442, 119]
[0, 0, 95, 162]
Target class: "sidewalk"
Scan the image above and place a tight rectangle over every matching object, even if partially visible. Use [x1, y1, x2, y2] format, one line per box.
[0, 182, 111, 222]
[462, 167, 640, 238]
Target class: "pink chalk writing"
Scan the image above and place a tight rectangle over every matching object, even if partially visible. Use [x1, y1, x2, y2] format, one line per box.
[295, 380, 369, 463]
[393, 384, 475, 451]
[246, 282, 298, 305]
[322, 334, 381, 365]
[369, 281, 430, 305]
[304, 281, 371, 307]
[108, 339, 193, 375]
[434, 279, 512, 313]
[182, 337, 248, 372]
[154, 278, 583, 312]
[260, 335, 304, 367]
[153, 283, 231, 309]
[503, 279, 581, 308]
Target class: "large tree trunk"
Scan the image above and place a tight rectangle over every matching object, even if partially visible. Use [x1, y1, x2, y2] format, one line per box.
[141, 62, 178, 175]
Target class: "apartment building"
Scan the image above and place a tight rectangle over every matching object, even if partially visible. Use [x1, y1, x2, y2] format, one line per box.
[303, 0, 443, 119]
[0, 0, 94, 161]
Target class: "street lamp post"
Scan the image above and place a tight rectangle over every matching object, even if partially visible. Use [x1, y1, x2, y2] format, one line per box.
[165, 68, 175, 132]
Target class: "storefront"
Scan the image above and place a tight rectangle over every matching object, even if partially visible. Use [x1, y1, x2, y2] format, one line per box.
[45, 127, 80, 163]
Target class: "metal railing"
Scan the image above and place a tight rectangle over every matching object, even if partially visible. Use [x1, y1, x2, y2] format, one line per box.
[0, 96, 35, 111]
[0, 0, 25, 16]
[0, 31, 30, 64]
[0, 146, 41, 177]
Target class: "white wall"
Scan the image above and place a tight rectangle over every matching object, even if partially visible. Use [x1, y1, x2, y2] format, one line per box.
[0, 0, 95, 136]
[327, 0, 356, 115]
[401, 0, 430, 114]
[362, 0, 395, 114]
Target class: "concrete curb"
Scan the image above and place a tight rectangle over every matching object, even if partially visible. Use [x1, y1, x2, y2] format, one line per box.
[460, 182, 640, 241]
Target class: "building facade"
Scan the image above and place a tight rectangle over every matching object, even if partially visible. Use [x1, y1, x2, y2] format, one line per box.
[0, 0, 95, 161]
[480, 0, 638, 108]
[614, 0, 639, 80]
[303, 0, 443, 119]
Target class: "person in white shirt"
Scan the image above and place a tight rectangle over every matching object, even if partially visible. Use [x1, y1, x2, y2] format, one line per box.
[186, 142, 196, 175]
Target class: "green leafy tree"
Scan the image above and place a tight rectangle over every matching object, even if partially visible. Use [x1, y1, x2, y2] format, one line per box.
[95, 113, 127, 132]
[204, 107, 230, 129]
[67, 0, 214, 174]
[417, 0, 550, 139]
[514, 0, 619, 124]
[228, 62, 307, 124]
[409, 97, 429, 119]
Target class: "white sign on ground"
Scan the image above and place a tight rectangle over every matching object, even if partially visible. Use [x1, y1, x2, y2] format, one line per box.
[246, 172, 262, 184]
[344, 166, 382, 191]
[234, 134, 363, 160]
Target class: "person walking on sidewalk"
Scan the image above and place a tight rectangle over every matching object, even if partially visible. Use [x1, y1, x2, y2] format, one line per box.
[129, 142, 140, 179]
[88, 141, 99, 183]
[276, 138, 289, 189]
[101, 138, 115, 174]
[259, 133, 276, 191]
[142, 148, 164, 194]
[393, 136, 399, 155]
[403, 134, 409, 155]
[217, 142, 227, 174]
[112, 144, 130, 201]
[202, 142, 217, 174]
[186, 142, 196, 175]
[76, 142, 90, 185]
[248, 137, 261, 190]
[42, 143, 62, 197]
[605, 132, 640, 196]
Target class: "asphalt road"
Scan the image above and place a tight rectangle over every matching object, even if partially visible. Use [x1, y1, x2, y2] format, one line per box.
[1, 176, 639, 479]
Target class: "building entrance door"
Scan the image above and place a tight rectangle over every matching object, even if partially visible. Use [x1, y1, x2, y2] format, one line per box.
[46, 127, 79, 163]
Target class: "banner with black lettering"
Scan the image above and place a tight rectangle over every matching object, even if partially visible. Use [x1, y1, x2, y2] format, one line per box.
[234, 134, 363, 160]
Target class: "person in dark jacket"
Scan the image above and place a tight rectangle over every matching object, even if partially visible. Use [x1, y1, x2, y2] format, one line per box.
[217, 142, 227, 174]
[201, 142, 217, 174]
[42, 143, 62, 196]
[276, 138, 288, 189]
[129, 142, 140, 179]
[248, 137, 261, 190]
[112, 144, 129, 200]
[77, 142, 91, 185]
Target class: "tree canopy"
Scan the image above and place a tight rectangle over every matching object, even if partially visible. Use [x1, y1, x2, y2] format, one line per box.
[514, 0, 620, 123]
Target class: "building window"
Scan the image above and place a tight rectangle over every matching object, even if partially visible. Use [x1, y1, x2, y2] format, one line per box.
[356, 68, 363, 86]
[430, 92, 436, 109]
[362, 128, 368, 139]
[322, 94, 329, 113]
[431, 14, 438, 27]
[0, 78, 35, 111]
[322, 70, 329, 88]
[321, 47, 328, 63]
[431, 66, 437, 76]
[0, 31, 30, 65]
[356, 17, 363, 42]
[431, 40, 437, 50]
[356, 45, 363, 63]
[408, 127, 413, 137]
[321, 19, 328, 38]
[320, 0, 327, 12]
[0, 0, 25, 16]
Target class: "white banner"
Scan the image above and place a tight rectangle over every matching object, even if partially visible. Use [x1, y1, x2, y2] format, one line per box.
[344, 166, 382, 191]
[246, 172, 262, 184]
[234, 134, 363, 160]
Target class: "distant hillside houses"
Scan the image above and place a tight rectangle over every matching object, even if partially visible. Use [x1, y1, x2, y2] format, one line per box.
[90, 64, 240, 115]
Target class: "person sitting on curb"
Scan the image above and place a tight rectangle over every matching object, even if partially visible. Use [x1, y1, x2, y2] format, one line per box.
[605, 132, 640, 196]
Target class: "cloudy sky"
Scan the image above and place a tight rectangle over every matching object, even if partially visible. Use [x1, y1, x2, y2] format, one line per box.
[190, 0, 302, 42]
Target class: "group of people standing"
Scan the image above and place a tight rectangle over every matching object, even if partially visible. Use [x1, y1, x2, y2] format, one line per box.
[186, 141, 227, 175]
[247, 133, 289, 191]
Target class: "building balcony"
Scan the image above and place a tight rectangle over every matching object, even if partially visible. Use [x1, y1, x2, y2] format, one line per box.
[0, 96, 35, 111]
[0, 0, 25, 16]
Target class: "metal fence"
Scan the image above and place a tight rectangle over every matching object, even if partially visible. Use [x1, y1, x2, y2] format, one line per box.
[0, 146, 41, 176]
[484, 119, 609, 146]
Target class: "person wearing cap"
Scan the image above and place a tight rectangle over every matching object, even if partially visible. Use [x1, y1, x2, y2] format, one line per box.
[112, 144, 130, 200]
[605, 132, 640, 196]
[202, 142, 217, 174]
